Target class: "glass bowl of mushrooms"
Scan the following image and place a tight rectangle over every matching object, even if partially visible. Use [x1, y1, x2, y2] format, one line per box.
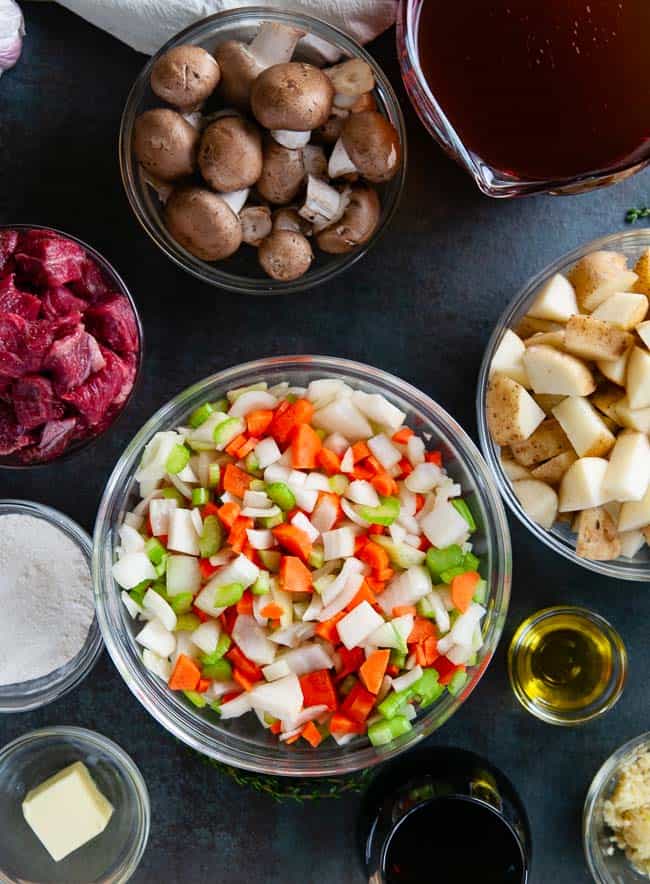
[119, 8, 407, 295]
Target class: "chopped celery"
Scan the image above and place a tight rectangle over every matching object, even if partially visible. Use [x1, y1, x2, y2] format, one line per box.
[249, 478, 266, 492]
[339, 675, 357, 696]
[202, 658, 232, 681]
[410, 669, 442, 706]
[252, 570, 271, 596]
[328, 474, 349, 495]
[200, 633, 231, 665]
[426, 544, 464, 580]
[447, 669, 469, 697]
[183, 690, 207, 708]
[263, 713, 278, 726]
[473, 578, 488, 604]
[260, 512, 285, 529]
[199, 515, 223, 558]
[266, 482, 296, 511]
[213, 582, 244, 607]
[285, 393, 298, 404]
[440, 565, 467, 584]
[245, 452, 260, 474]
[389, 649, 407, 669]
[155, 554, 169, 578]
[417, 595, 436, 619]
[463, 551, 480, 572]
[192, 487, 210, 507]
[258, 550, 281, 573]
[209, 700, 222, 715]
[166, 443, 190, 475]
[451, 498, 476, 532]
[467, 653, 478, 666]
[358, 496, 400, 527]
[162, 487, 185, 503]
[189, 402, 214, 429]
[170, 592, 194, 615]
[129, 580, 150, 606]
[151, 580, 171, 602]
[211, 397, 228, 412]
[144, 537, 166, 565]
[207, 464, 221, 489]
[368, 715, 412, 747]
[213, 417, 244, 448]
[378, 687, 413, 720]
[308, 546, 324, 569]
[373, 535, 426, 568]
[175, 612, 200, 631]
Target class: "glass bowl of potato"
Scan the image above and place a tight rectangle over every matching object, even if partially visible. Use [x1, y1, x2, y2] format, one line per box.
[477, 230, 650, 580]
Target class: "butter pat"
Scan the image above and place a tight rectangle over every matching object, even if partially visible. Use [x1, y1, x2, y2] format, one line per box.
[22, 761, 113, 862]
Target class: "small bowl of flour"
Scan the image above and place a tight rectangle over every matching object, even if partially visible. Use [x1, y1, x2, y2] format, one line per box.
[0, 500, 102, 712]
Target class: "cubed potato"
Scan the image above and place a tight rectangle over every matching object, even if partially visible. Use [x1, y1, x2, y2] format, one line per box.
[513, 479, 559, 530]
[500, 457, 531, 481]
[552, 397, 615, 457]
[604, 500, 622, 524]
[530, 450, 577, 485]
[564, 315, 634, 362]
[626, 346, 650, 410]
[527, 273, 578, 322]
[602, 430, 650, 502]
[486, 374, 546, 446]
[591, 292, 648, 330]
[558, 457, 609, 512]
[613, 397, 650, 433]
[524, 330, 566, 350]
[636, 321, 650, 349]
[523, 346, 596, 397]
[575, 507, 621, 561]
[569, 251, 638, 312]
[535, 393, 567, 414]
[510, 418, 571, 466]
[597, 349, 630, 386]
[490, 329, 530, 387]
[618, 484, 650, 532]
[619, 529, 646, 558]
[633, 248, 650, 296]
[591, 384, 623, 422]
[516, 316, 563, 339]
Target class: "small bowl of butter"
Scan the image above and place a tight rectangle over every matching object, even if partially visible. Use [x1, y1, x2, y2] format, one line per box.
[0, 726, 149, 883]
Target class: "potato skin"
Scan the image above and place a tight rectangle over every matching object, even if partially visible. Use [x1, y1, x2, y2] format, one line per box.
[575, 507, 621, 560]
[569, 250, 635, 312]
[134, 109, 199, 181]
[151, 45, 221, 109]
[510, 419, 571, 466]
[164, 187, 242, 261]
[564, 314, 634, 362]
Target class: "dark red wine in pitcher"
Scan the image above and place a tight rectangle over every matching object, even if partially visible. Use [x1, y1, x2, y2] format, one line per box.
[417, 0, 650, 180]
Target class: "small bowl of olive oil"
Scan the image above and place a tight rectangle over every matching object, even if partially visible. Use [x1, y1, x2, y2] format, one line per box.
[508, 607, 627, 726]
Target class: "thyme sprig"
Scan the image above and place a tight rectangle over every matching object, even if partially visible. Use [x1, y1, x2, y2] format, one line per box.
[626, 206, 650, 224]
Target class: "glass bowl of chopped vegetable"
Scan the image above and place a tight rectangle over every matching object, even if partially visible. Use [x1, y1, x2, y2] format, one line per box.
[94, 355, 511, 776]
[477, 229, 650, 581]
[119, 9, 407, 294]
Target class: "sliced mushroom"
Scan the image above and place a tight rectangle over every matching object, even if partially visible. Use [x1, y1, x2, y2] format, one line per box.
[198, 116, 263, 192]
[258, 229, 313, 281]
[240, 205, 273, 246]
[316, 185, 380, 254]
[214, 22, 305, 109]
[134, 109, 199, 181]
[251, 62, 334, 132]
[329, 111, 401, 183]
[164, 186, 242, 261]
[150, 45, 221, 110]
[256, 138, 305, 205]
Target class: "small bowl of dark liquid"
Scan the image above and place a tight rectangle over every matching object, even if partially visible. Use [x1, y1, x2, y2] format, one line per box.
[359, 747, 531, 883]
[397, 0, 650, 197]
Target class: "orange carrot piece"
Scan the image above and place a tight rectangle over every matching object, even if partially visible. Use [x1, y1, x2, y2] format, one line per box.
[168, 654, 200, 691]
[451, 571, 480, 613]
[246, 408, 274, 437]
[415, 644, 428, 668]
[228, 516, 253, 553]
[346, 580, 376, 611]
[368, 524, 384, 535]
[422, 635, 440, 665]
[217, 501, 240, 530]
[359, 649, 390, 695]
[260, 602, 285, 619]
[272, 524, 312, 562]
[233, 668, 256, 692]
[291, 422, 322, 469]
[371, 473, 398, 497]
[359, 541, 389, 572]
[330, 713, 365, 735]
[365, 577, 386, 595]
[270, 720, 282, 735]
[316, 447, 341, 475]
[398, 457, 413, 477]
[426, 450, 443, 466]
[352, 441, 371, 462]
[284, 731, 302, 745]
[279, 555, 312, 593]
[375, 567, 394, 582]
[314, 610, 345, 643]
[353, 463, 375, 481]
[223, 463, 251, 497]
[270, 398, 314, 445]
[392, 605, 417, 617]
[196, 678, 211, 693]
[226, 433, 249, 457]
[354, 534, 369, 556]
[341, 683, 376, 723]
[408, 617, 437, 645]
[235, 436, 258, 458]
[392, 428, 414, 444]
[236, 589, 254, 615]
[301, 720, 323, 748]
[299, 669, 338, 711]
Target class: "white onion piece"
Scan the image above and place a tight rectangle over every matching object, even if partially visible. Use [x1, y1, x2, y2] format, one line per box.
[228, 390, 277, 417]
[142, 648, 172, 680]
[340, 447, 355, 473]
[121, 591, 143, 620]
[340, 498, 368, 528]
[243, 489, 272, 509]
[219, 694, 254, 719]
[233, 614, 277, 664]
[322, 431, 349, 455]
[246, 528, 275, 550]
[118, 524, 145, 555]
[0, 0, 24, 76]
[255, 437, 282, 469]
[392, 665, 423, 693]
[148, 497, 179, 535]
[291, 511, 320, 542]
[311, 495, 339, 533]
[276, 643, 333, 676]
[136, 619, 176, 658]
[112, 552, 156, 589]
[322, 526, 355, 560]
[405, 463, 443, 493]
[143, 589, 177, 632]
[406, 435, 426, 466]
[318, 573, 363, 621]
[346, 480, 380, 507]
[367, 434, 402, 469]
[281, 704, 328, 733]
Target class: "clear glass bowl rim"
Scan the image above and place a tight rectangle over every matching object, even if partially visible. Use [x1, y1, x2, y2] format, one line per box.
[0, 500, 104, 713]
[0, 223, 144, 471]
[118, 7, 407, 295]
[0, 725, 150, 884]
[93, 355, 512, 777]
[476, 228, 650, 581]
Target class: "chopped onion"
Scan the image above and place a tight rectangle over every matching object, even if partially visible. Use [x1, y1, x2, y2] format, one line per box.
[121, 590, 143, 620]
[405, 462, 443, 493]
[340, 497, 369, 528]
[391, 665, 423, 693]
[248, 674, 303, 720]
[233, 614, 277, 664]
[241, 504, 282, 519]
[112, 551, 156, 590]
[311, 494, 339, 533]
[243, 489, 272, 509]
[322, 432, 349, 456]
[143, 588, 177, 632]
[220, 694, 254, 719]
[406, 435, 426, 466]
[269, 622, 315, 648]
[337, 601, 384, 650]
[255, 437, 282, 469]
[262, 659, 292, 681]
[304, 472, 331, 491]
[350, 391, 406, 431]
[340, 446, 355, 473]
[281, 704, 328, 733]
[322, 526, 355, 560]
[136, 619, 176, 658]
[142, 648, 172, 681]
[246, 528, 275, 550]
[318, 572, 363, 621]
[192, 620, 221, 655]
[0, 0, 24, 77]
[118, 523, 145, 555]
[346, 480, 380, 507]
[276, 643, 334, 675]
[228, 390, 278, 417]
[367, 434, 402, 469]
[291, 511, 320, 542]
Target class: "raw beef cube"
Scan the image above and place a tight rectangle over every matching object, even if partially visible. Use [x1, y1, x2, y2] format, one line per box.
[0, 274, 41, 320]
[41, 286, 86, 320]
[0, 230, 18, 273]
[0, 401, 30, 455]
[13, 375, 64, 429]
[0, 374, 12, 396]
[71, 257, 111, 302]
[43, 326, 105, 392]
[85, 295, 138, 353]
[61, 348, 123, 425]
[19, 416, 77, 463]
[0, 315, 54, 377]
[15, 231, 86, 287]
[113, 351, 137, 406]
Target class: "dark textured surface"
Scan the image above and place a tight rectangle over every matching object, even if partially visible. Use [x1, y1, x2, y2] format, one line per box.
[2, 5, 650, 882]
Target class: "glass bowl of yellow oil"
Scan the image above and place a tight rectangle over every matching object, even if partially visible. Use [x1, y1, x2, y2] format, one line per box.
[508, 607, 627, 726]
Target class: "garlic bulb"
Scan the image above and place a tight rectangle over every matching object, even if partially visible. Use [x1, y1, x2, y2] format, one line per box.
[0, 0, 24, 77]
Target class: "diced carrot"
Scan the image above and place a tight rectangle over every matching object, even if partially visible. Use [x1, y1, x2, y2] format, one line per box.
[335, 646, 365, 681]
[226, 433, 249, 457]
[223, 463, 251, 497]
[233, 668, 256, 692]
[226, 646, 263, 682]
[241, 542, 258, 563]
[364, 455, 383, 476]
[330, 713, 365, 735]
[354, 534, 369, 556]
[246, 408, 274, 437]
[260, 602, 285, 619]
[202, 501, 220, 518]
[284, 731, 302, 745]
[371, 473, 398, 497]
[422, 636, 439, 666]
[228, 516, 253, 553]
[346, 581, 376, 611]
[386, 664, 399, 678]
[415, 644, 428, 668]
[196, 678, 211, 693]
[419, 536, 431, 551]
[408, 617, 437, 645]
[359, 541, 389, 572]
[353, 463, 375, 481]
[279, 555, 312, 593]
[392, 428, 414, 444]
[235, 436, 258, 458]
[316, 447, 341, 475]
[398, 457, 413, 477]
[270, 618, 281, 630]
[270, 720, 282, 734]
[451, 571, 480, 613]
[222, 690, 242, 703]
[301, 720, 323, 748]
[193, 605, 209, 623]
[199, 558, 218, 580]
[392, 605, 417, 617]
[375, 567, 394, 582]
[270, 398, 314, 445]
[434, 658, 465, 686]
[426, 450, 443, 466]
[236, 589, 254, 615]
[291, 423, 322, 469]
[414, 493, 425, 513]
[220, 606, 237, 634]
[314, 610, 345, 643]
[365, 577, 386, 595]
[299, 670, 338, 711]
[351, 441, 371, 462]
[272, 524, 312, 562]
[341, 683, 376, 723]
[168, 654, 200, 691]
[217, 501, 240, 530]
[359, 649, 390, 695]
[368, 524, 384, 535]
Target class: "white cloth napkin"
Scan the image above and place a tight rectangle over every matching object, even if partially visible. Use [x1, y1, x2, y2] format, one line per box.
[58, 0, 397, 55]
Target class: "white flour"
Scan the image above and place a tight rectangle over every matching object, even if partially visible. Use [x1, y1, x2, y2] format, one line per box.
[0, 514, 95, 686]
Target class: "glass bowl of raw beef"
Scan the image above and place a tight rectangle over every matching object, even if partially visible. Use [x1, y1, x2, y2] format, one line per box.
[93, 356, 511, 776]
[0, 226, 142, 467]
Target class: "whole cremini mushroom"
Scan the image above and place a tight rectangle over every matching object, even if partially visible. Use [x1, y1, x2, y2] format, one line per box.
[258, 229, 313, 280]
[251, 62, 334, 132]
[256, 139, 305, 205]
[316, 185, 380, 254]
[198, 116, 263, 192]
[134, 109, 199, 181]
[329, 111, 401, 183]
[240, 205, 273, 246]
[150, 45, 221, 110]
[164, 186, 242, 261]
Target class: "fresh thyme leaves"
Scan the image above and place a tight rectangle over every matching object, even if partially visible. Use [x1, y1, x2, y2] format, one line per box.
[626, 207, 650, 224]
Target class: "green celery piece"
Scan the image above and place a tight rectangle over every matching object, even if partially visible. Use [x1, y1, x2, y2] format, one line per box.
[171, 593, 194, 615]
[202, 659, 232, 681]
[249, 478, 266, 492]
[155, 554, 169, 578]
[378, 687, 413, 720]
[451, 498, 477, 532]
[357, 496, 400, 527]
[183, 690, 207, 708]
[389, 648, 406, 669]
[175, 612, 201, 631]
[199, 515, 223, 558]
[440, 565, 467, 584]
[151, 580, 169, 601]
[328, 475, 348, 496]
[447, 669, 469, 697]
[426, 544, 464, 580]
[416, 595, 436, 619]
[373, 535, 425, 569]
[129, 580, 150, 606]
[266, 482, 296, 511]
[410, 669, 441, 706]
[166, 443, 191, 475]
[200, 633, 231, 665]
[285, 393, 298, 404]
[308, 546, 324, 570]
[211, 397, 228, 412]
[189, 402, 214, 429]
[260, 512, 285, 530]
[213, 417, 244, 448]
[245, 452, 260, 475]
[207, 464, 221, 489]
[473, 579, 488, 604]
[162, 487, 185, 504]
[339, 675, 357, 696]
[144, 537, 166, 565]
[192, 487, 210, 507]
[258, 550, 281, 572]
[252, 570, 271, 596]
[467, 653, 478, 667]
[213, 582, 244, 607]
[368, 715, 412, 747]
[314, 428, 326, 441]
[263, 713, 279, 726]
[463, 551, 480, 572]
[209, 700, 222, 715]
